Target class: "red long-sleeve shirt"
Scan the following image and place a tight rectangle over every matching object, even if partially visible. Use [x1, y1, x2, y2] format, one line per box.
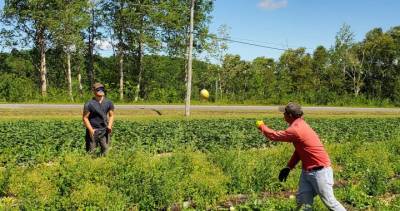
[259, 118, 331, 171]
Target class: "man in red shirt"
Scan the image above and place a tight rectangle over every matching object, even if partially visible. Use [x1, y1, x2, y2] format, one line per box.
[257, 102, 346, 211]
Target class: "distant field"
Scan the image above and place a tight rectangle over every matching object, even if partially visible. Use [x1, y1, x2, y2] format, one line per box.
[0, 106, 399, 120]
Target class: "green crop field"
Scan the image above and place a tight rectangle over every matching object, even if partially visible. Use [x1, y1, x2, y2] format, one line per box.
[1, 0, 399, 209]
[0, 116, 399, 210]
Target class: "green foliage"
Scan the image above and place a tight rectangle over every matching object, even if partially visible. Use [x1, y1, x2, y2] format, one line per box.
[68, 182, 127, 210]
[0, 167, 6, 196]
[339, 185, 378, 209]
[208, 148, 287, 194]
[0, 74, 37, 102]
[8, 164, 59, 209]
[0, 118, 399, 209]
[0, 138, 399, 209]
[1, 118, 399, 165]
[2, 150, 228, 210]
[236, 198, 295, 210]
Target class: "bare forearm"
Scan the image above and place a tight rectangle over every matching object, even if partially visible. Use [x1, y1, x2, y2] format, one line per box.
[108, 111, 114, 128]
[108, 116, 114, 128]
[83, 117, 94, 132]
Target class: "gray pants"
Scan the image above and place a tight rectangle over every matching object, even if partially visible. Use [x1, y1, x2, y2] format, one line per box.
[85, 128, 110, 156]
[296, 167, 346, 211]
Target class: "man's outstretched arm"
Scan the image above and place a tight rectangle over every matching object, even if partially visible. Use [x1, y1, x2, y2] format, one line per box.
[259, 124, 297, 142]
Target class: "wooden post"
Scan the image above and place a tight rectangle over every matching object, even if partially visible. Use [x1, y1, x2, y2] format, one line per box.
[185, 0, 195, 117]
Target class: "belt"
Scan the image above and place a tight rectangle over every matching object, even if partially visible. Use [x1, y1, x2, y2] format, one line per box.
[306, 166, 324, 172]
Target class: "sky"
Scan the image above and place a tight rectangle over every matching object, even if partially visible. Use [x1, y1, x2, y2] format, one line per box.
[0, 0, 399, 61]
[209, 0, 400, 61]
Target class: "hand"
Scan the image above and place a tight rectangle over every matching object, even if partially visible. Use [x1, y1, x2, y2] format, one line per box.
[256, 120, 265, 128]
[107, 126, 112, 134]
[89, 129, 96, 140]
[279, 167, 291, 182]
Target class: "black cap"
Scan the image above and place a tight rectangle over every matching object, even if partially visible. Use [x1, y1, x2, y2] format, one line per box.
[279, 102, 303, 118]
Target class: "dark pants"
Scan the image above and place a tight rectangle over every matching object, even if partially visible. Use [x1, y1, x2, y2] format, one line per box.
[85, 128, 110, 156]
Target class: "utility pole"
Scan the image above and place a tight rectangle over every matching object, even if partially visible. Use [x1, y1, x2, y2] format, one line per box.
[185, 0, 195, 117]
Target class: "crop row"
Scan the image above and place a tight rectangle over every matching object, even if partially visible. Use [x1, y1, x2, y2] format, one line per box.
[1, 138, 399, 210]
[0, 117, 399, 164]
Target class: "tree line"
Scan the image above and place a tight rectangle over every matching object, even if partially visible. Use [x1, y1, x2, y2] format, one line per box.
[0, 0, 213, 102]
[0, 1, 399, 106]
[210, 24, 400, 106]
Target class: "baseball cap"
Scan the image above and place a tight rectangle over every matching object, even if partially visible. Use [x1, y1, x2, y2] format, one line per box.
[279, 102, 303, 117]
[92, 83, 105, 90]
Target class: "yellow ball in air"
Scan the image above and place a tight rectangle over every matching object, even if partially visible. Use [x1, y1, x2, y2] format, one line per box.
[200, 89, 209, 99]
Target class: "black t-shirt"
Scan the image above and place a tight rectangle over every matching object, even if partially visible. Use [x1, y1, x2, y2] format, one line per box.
[83, 98, 114, 129]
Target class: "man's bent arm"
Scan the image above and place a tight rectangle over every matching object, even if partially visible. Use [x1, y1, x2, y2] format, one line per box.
[287, 150, 300, 169]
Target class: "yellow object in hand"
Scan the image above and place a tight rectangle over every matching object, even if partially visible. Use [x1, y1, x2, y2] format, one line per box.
[256, 120, 265, 128]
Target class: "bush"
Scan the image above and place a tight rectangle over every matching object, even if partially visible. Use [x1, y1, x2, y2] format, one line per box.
[340, 185, 377, 209]
[2, 150, 230, 210]
[0, 167, 6, 197]
[353, 145, 393, 196]
[8, 164, 59, 209]
[209, 146, 294, 194]
[0, 74, 37, 102]
[67, 182, 127, 210]
[147, 88, 180, 103]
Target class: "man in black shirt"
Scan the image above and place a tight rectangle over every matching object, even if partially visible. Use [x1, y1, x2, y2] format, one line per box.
[83, 83, 115, 155]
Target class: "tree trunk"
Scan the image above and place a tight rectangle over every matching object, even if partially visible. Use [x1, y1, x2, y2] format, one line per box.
[135, 41, 144, 102]
[134, 13, 145, 102]
[67, 52, 73, 101]
[119, 53, 124, 101]
[185, 0, 195, 116]
[219, 73, 223, 100]
[86, 7, 96, 87]
[355, 86, 360, 96]
[87, 35, 95, 86]
[36, 27, 47, 97]
[352, 67, 359, 97]
[117, 1, 125, 101]
[215, 79, 218, 102]
[78, 68, 83, 98]
[353, 77, 357, 96]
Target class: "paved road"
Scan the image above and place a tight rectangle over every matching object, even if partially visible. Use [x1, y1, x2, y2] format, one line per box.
[0, 104, 399, 112]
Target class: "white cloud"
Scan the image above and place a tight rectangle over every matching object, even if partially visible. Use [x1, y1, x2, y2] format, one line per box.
[258, 0, 288, 10]
[95, 39, 114, 51]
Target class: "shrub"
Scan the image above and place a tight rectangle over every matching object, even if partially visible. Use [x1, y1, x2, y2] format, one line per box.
[8, 164, 59, 209]
[0, 74, 37, 102]
[67, 182, 127, 210]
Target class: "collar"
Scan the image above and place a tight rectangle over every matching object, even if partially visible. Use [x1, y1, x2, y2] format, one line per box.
[92, 97, 106, 103]
[289, 117, 303, 126]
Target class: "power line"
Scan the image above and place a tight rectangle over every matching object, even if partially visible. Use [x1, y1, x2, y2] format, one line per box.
[98, 3, 309, 52]
[210, 36, 288, 51]
[230, 37, 312, 50]
[224, 38, 287, 51]
[225, 38, 316, 52]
